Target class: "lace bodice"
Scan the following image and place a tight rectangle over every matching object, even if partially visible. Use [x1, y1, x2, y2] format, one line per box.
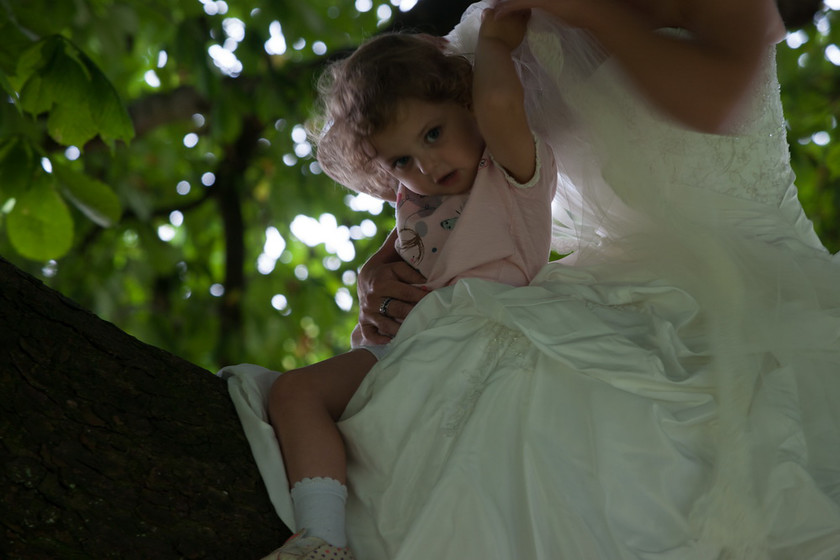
[565, 47, 794, 208]
[447, 6, 819, 254]
[516, 22, 823, 254]
[614, 52, 792, 207]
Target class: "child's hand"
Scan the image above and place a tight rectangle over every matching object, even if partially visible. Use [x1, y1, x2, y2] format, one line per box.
[479, 7, 530, 51]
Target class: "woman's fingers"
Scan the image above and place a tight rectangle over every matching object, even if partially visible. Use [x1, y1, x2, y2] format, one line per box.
[379, 297, 416, 323]
[357, 262, 425, 306]
[358, 296, 414, 342]
[353, 322, 394, 347]
[389, 262, 428, 302]
[355, 262, 427, 341]
[360, 292, 409, 330]
[359, 264, 425, 319]
[355, 256, 428, 342]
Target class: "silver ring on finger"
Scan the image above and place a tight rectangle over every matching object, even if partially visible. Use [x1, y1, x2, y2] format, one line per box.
[379, 296, 395, 319]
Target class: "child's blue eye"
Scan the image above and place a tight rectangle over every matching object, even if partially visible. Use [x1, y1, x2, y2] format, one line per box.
[425, 127, 441, 142]
[393, 156, 410, 169]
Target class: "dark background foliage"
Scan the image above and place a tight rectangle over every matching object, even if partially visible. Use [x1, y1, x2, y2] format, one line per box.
[1, 0, 837, 373]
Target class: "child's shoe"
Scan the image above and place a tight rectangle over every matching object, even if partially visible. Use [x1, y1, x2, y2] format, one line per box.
[260, 529, 356, 560]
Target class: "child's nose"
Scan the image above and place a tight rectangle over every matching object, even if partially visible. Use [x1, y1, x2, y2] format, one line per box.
[416, 156, 436, 176]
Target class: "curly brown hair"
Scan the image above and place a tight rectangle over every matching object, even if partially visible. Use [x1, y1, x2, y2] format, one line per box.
[311, 33, 474, 201]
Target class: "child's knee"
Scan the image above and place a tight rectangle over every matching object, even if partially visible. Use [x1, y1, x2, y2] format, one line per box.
[269, 369, 314, 416]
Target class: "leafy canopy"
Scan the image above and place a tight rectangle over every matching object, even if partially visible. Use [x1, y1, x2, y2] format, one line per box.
[0, 0, 837, 372]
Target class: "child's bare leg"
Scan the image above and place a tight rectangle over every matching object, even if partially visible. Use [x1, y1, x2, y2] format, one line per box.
[267, 349, 375, 551]
[269, 348, 376, 485]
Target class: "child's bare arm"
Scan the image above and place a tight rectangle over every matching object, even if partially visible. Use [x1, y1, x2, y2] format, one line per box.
[498, 0, 785, 133]
[473, 8, 536, 183]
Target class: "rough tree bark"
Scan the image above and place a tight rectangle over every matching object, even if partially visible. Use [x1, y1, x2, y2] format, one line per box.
[0, 256, 288, 559]
[0, 5, 478, 558]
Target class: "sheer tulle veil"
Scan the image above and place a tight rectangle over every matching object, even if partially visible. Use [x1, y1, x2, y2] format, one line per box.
[447, 4, 840, 556]
[218, 6, 840, 558]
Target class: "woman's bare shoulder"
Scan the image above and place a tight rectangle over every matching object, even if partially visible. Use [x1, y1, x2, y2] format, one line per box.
[677, 0, 785, 45]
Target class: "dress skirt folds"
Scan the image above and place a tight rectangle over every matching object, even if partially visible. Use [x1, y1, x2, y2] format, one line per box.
[220, 4, 840, 558]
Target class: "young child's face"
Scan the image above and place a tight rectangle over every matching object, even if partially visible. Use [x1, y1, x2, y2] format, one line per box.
[370, 99, 485, 197]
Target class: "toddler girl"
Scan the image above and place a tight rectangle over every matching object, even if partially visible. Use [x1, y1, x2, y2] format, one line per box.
[262, 8, 556, 559]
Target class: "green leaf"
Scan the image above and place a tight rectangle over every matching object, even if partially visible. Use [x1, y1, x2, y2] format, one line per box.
[7, 0, 76, 37]
[0, 137, 37, 199]
[16, 36, 134, 147]
[827, 143, 840, 181]
[42, 42, 91, 108]
[85, 57, 135, 146]
[18, 73, 53, 115]
[7, 173, 74, 260]
[0, 11, 35, 76]
[14, 36, 54, 87]
[0, 71, 20, 112]
[47, 100, 100, 147]
[54, 163, 123, 227]
[19, 37, 89, 114]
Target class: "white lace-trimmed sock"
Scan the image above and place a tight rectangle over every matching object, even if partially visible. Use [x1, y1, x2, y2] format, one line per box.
[290, 477, 348, 548]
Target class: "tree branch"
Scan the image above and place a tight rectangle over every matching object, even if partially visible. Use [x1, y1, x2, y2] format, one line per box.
[0, 256, 289, 558]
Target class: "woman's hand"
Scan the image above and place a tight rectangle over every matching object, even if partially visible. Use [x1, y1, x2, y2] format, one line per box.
[497, 0, 783, 134]
[353, 230, 428, 346]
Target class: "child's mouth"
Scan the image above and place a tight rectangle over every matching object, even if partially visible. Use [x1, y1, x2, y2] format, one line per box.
[437, 171, 457, 186]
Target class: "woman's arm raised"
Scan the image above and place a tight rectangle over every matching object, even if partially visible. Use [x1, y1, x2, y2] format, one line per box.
[498, 0, 786, 133]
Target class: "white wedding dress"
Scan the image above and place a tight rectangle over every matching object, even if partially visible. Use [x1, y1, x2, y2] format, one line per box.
[220, 5, 840, 559]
